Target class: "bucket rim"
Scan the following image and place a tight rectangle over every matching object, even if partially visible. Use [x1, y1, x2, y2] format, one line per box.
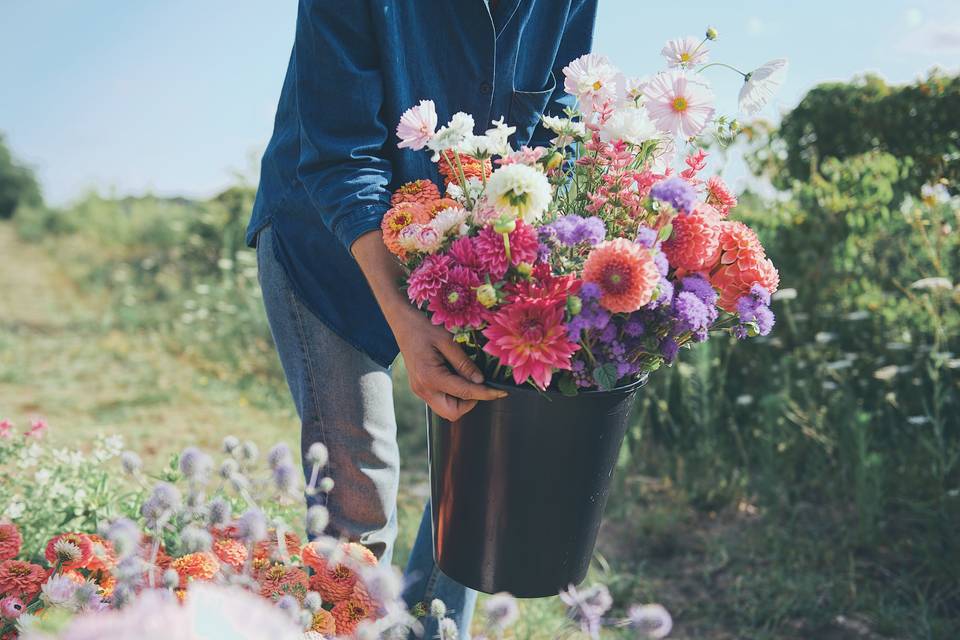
[481, 372, 648, 399]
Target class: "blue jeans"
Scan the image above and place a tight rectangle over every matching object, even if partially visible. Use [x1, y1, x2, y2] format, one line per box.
[257, 225, 477, 637]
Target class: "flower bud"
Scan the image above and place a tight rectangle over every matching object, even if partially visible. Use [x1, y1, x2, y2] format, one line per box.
[318, 477, 335, 493]
[430, 599, 447, 618]
[453, 332, 470, 344]
[476, 283, 498, 308]
[516, 262, 533, 278]
[305, 442, 328, 467]
[706, 26, 718, 40]
[492, 216, 516, 234]
[120, 451, 142, 475]
[545, 151, 564, 171]
[566, 295, 583, 316]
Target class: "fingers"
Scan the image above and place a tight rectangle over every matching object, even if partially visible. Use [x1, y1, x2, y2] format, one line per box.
[434, 337, 485, 384]
[428, 393, 478, 422]
[435, 369, 506, 402]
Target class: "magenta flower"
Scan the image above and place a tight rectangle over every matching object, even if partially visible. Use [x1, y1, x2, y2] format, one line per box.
[407, 254, 452, 307]
[427, 266, 486, 331]
[0, 419, 12, 439]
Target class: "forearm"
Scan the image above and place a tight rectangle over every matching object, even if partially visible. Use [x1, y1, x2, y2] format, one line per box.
[351, 230, 418, 337]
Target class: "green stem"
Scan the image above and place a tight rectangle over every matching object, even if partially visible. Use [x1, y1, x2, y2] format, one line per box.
[502, 232, 512, 264]
[697, 62, 748, 78]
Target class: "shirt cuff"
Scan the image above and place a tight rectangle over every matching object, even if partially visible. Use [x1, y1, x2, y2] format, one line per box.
[334, 202, 391, 252]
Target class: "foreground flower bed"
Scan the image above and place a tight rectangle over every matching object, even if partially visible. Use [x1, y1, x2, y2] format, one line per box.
[0, 420, 672, 639]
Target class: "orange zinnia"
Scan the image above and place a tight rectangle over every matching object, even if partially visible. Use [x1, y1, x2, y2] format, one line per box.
[303, 541, 377, 605]
[381, 202, 429, 259]
[0, 523, 22, 561]
[310, 608, 337, 635]
[331, 598, 373, 637]
[213, 538, 248, 571]
[254, 530, 302, 562]
[44, 533, 93, 571]
[170, 552, 220, 588]
[0, 559, 47, 599]
[424, 197, 461, 219]
[83, 534, 117, 573]
[391, 179, 441, 206]
[258, 563, 309, 601]
[438, 150, 492, 187]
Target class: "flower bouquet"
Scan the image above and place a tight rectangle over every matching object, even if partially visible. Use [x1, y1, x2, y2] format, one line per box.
[386, 30, 787, 595]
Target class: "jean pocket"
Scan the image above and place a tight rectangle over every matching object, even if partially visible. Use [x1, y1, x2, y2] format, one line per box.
[508, 71, 557, 146]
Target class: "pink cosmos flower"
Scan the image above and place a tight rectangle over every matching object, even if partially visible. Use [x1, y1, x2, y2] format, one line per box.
[25, 418, 47, 439]
[643, 71, 715, 138]
[0, 419, 12, 439]
[427, 266, 486, 331]
[474, 221, 539, 280]
[407, 254, 452, 307]
[396, 99, 438, 151]
[661, 36, 709, 68]
[563, 53, 618, 114]
[482, 297, 580, 390]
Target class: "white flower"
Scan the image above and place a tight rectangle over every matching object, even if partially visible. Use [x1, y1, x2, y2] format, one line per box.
[484, 163, 552, 223]
[541, 115, 586, 147]
[4, 498, 25, 520]
[739, 59, 789, 116]
[34, 469, 52, 485]
[483, 117, 516, 156]
[772, 287, 797, 301]
[396, 99, 438, 151]
[429, 207, 469, 236]
[628, 603, 673, 639]
[599, 107, 658, 145]
[910, 276, 952, 290]
[41, 575, 80, 610]
[661, 36, 709, 68]
[562, 53, 619, 103]
[427, 112, 475, 160]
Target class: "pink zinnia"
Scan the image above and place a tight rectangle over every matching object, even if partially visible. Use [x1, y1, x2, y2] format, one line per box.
[474, 221, 539, 280]
[497, 146, 547, 166]
[427, 266, 486, 331]
[0, 523, 22, 561]
[407, 254, 452, 307]
[25, 418, 47, 439]
[643, 71, 715, 138]
[0, 419, 11, 439]
[482, 297, 580, 390]
[705, 176, 737, 215]
[583, 239, 660, 313]
[662, 203, 722, 272]
[396, 100, 438, 151]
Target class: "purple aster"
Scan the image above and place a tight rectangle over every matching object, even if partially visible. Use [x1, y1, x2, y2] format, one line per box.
[599, 322, 618, 343]
[654, 249, 669, 275]
[635, 225, 658, 249]
[749, 283, 772, 306]
[624, 318, 645, 337]
[735, 293, 776, 338]
[551, 215, 606, 246]
[680, 275, 718, 306]
[580, 282, 602, 300]
[579, 216, 606, 245]
[650, 177, 698, 213]
[660, 337, 680, 362]
[673, 291, 712, 333]
[647, 277, 674, 310]
[537, 242, 552, 262]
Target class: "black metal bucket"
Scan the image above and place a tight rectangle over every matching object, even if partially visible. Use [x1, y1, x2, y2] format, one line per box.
[428, 376, 646, 597]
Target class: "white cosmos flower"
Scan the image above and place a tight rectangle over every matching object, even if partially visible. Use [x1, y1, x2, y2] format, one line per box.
[484, 163, 552, 223]
[738, 59, 788, 116]
[661, 36, 709, 68]
[599, 107, 658, 145]
[427, 112, 475, 160]
[562, 53, 619, 103]
[483, 117, 516, 156]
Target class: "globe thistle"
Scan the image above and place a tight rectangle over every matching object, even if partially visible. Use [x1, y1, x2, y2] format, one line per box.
[306, 505, 330, 537]
[628, 604, 673, 639]
[180, 525, 213, 553]
[222, 435, 240, 454]
[303, 591, 323, 613]
[151, 482, 182, 512]
[237, 508, 268, 543]
[439, 617, 459, 640]
[162, 568, 180, 589]
[228, 472, 250, 493]
[219, 458, 239, 479]
[305, 442, 328, 467]
[272, 461, 298, 494]
[206, 496, 232, 528]
[179, 446, 213, 483]
[120, 451, 142, 475]
[276, 594, 301, 620]
[240, 441, 259, 464]
[430, 599, 447, 618]
[318, 477, 335, 493]
[267, 443, 293, 470]
[484, 592, 520, 631]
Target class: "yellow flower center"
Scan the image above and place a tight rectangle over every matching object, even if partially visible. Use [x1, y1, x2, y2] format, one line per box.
[680, 52, 691, 62]
[388, 211, 413, 232]
[592, 80, 603, 91]
[672, 96, 688, 112]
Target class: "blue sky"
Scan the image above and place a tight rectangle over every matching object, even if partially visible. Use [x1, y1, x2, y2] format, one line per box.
[1, 0, 958, 205]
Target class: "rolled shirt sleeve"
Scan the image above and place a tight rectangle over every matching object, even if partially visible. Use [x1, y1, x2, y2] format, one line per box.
[293, 0, 392, 251]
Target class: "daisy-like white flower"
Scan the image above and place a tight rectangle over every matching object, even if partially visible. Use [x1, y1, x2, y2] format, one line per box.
[429, 206, 469, 237]
[483, 117, 516, 156]
[661, 36, 709, 68]
[562, 53, 619, 103]
[53, 539, 83, 564]
[599, 107, 658, 145]
[484, 163, 552, 223]
[541, 115, 587, 147]
[738, 59, 788, 115]
[396, 100, 437, 151]
[427, 112, 475, 160]
[643, 71, 715, 138]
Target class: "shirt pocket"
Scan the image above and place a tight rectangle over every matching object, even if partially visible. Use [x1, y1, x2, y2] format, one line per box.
[508, 71, 557, 146]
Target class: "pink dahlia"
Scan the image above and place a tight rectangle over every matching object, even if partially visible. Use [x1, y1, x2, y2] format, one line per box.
[482, 297, 580, 390]
[583, 239, 660, 313]
[474, 221, 539, 280]
[396, 99, 438, 151]
[427, 266, 486, 331]
[662, 203, 722, 271]
[407, 254, 452, 307]
[448, 236, 484, 271]
[705, 176, 737, 216]
[507, 263, 582, 304]
[0, 523, 21, 561]
[643, 71, 715, 138]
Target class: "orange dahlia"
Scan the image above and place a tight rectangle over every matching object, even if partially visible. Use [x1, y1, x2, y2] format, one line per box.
[170, 552, 220, 588]
[0, 560, 46, 599]
[438, 150, 492, 187]
[381, 202, 429, 259]
[259, 563, 310, 601]
[662, 204, 722, 272]
[423, 197, 461, 219]
[583, 238, 661, 312]
[213, 538, 248, 571]
[331, 598, 373, 637]
[391, 179, 441, 206]
[44, 532, 93, 571]
[310, 608, 337, 635]
[716, 220, 764, 265]
[91, 570, 116, 597]
[83, 534, 117, 573]
[0, 524, 21, 561]
[711, 251, 780, 312]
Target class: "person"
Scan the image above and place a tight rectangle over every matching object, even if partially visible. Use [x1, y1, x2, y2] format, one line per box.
[249, 1, 598, 634]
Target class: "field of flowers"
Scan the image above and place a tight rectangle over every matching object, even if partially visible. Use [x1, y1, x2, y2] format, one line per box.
[1, 69, 958, 638]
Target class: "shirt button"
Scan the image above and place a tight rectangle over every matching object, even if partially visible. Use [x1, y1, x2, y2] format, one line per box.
[479, 81, 492, 95]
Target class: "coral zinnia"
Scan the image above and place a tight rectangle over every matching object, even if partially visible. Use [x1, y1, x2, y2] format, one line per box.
[424, 197, 461, 219]
[426, 266, 486, 331]
[390, 179, 441, 206]
[482, 297, 580, 390]
[331, 598, 373, 637]
[83, 534, 116, 573]
[304, 542, 376, 605]
[0, 560, 47, 599]
[170, 552, 220, 588]
[44, 533, 93, 571]
[381, 202, 429, 259]
[0, 524, 21, 561]
[474, 221, 539, 280]
[254, 530, 302, 562]
[583, 239, 660, 312]
[662, 203, 722, 272]
[717, 220, 763, 265]
[438, 150, 492, 187]
[259, 563, 309, 601]
[310, 608, 337, 635]
[407, 254, 452, 307]
[213, 538, 248, 571]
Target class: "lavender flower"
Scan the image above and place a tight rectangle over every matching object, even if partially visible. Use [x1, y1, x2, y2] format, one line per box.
[237, 508, 268, 543]
[560, 584, 613, 639]
[660, 337, 680, 362]
[179, 446, 213, 482]
[272, 461, 297, 494]
[206, 496, 232, 528]
[484, 592, 520, 631]
[735, 286, 775, 338]
[267, 443, 293, 470]
[550, 215, 606, 246]
[635, 225, 659, 248]
[650, 177, 697, 213]
[120, 451, 142, 475]
[681, 274, 718, 306]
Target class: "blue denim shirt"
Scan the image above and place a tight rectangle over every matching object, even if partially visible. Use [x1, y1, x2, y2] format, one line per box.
[247, 0, 598, 367]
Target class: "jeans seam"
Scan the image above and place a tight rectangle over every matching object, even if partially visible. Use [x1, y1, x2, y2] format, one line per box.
[423, 563, 443, 601]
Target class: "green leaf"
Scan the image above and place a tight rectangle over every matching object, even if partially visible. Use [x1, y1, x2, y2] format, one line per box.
[657, 223, 673, 242]
[593, 363, 619, 391]
[557, 374, 579, 397]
